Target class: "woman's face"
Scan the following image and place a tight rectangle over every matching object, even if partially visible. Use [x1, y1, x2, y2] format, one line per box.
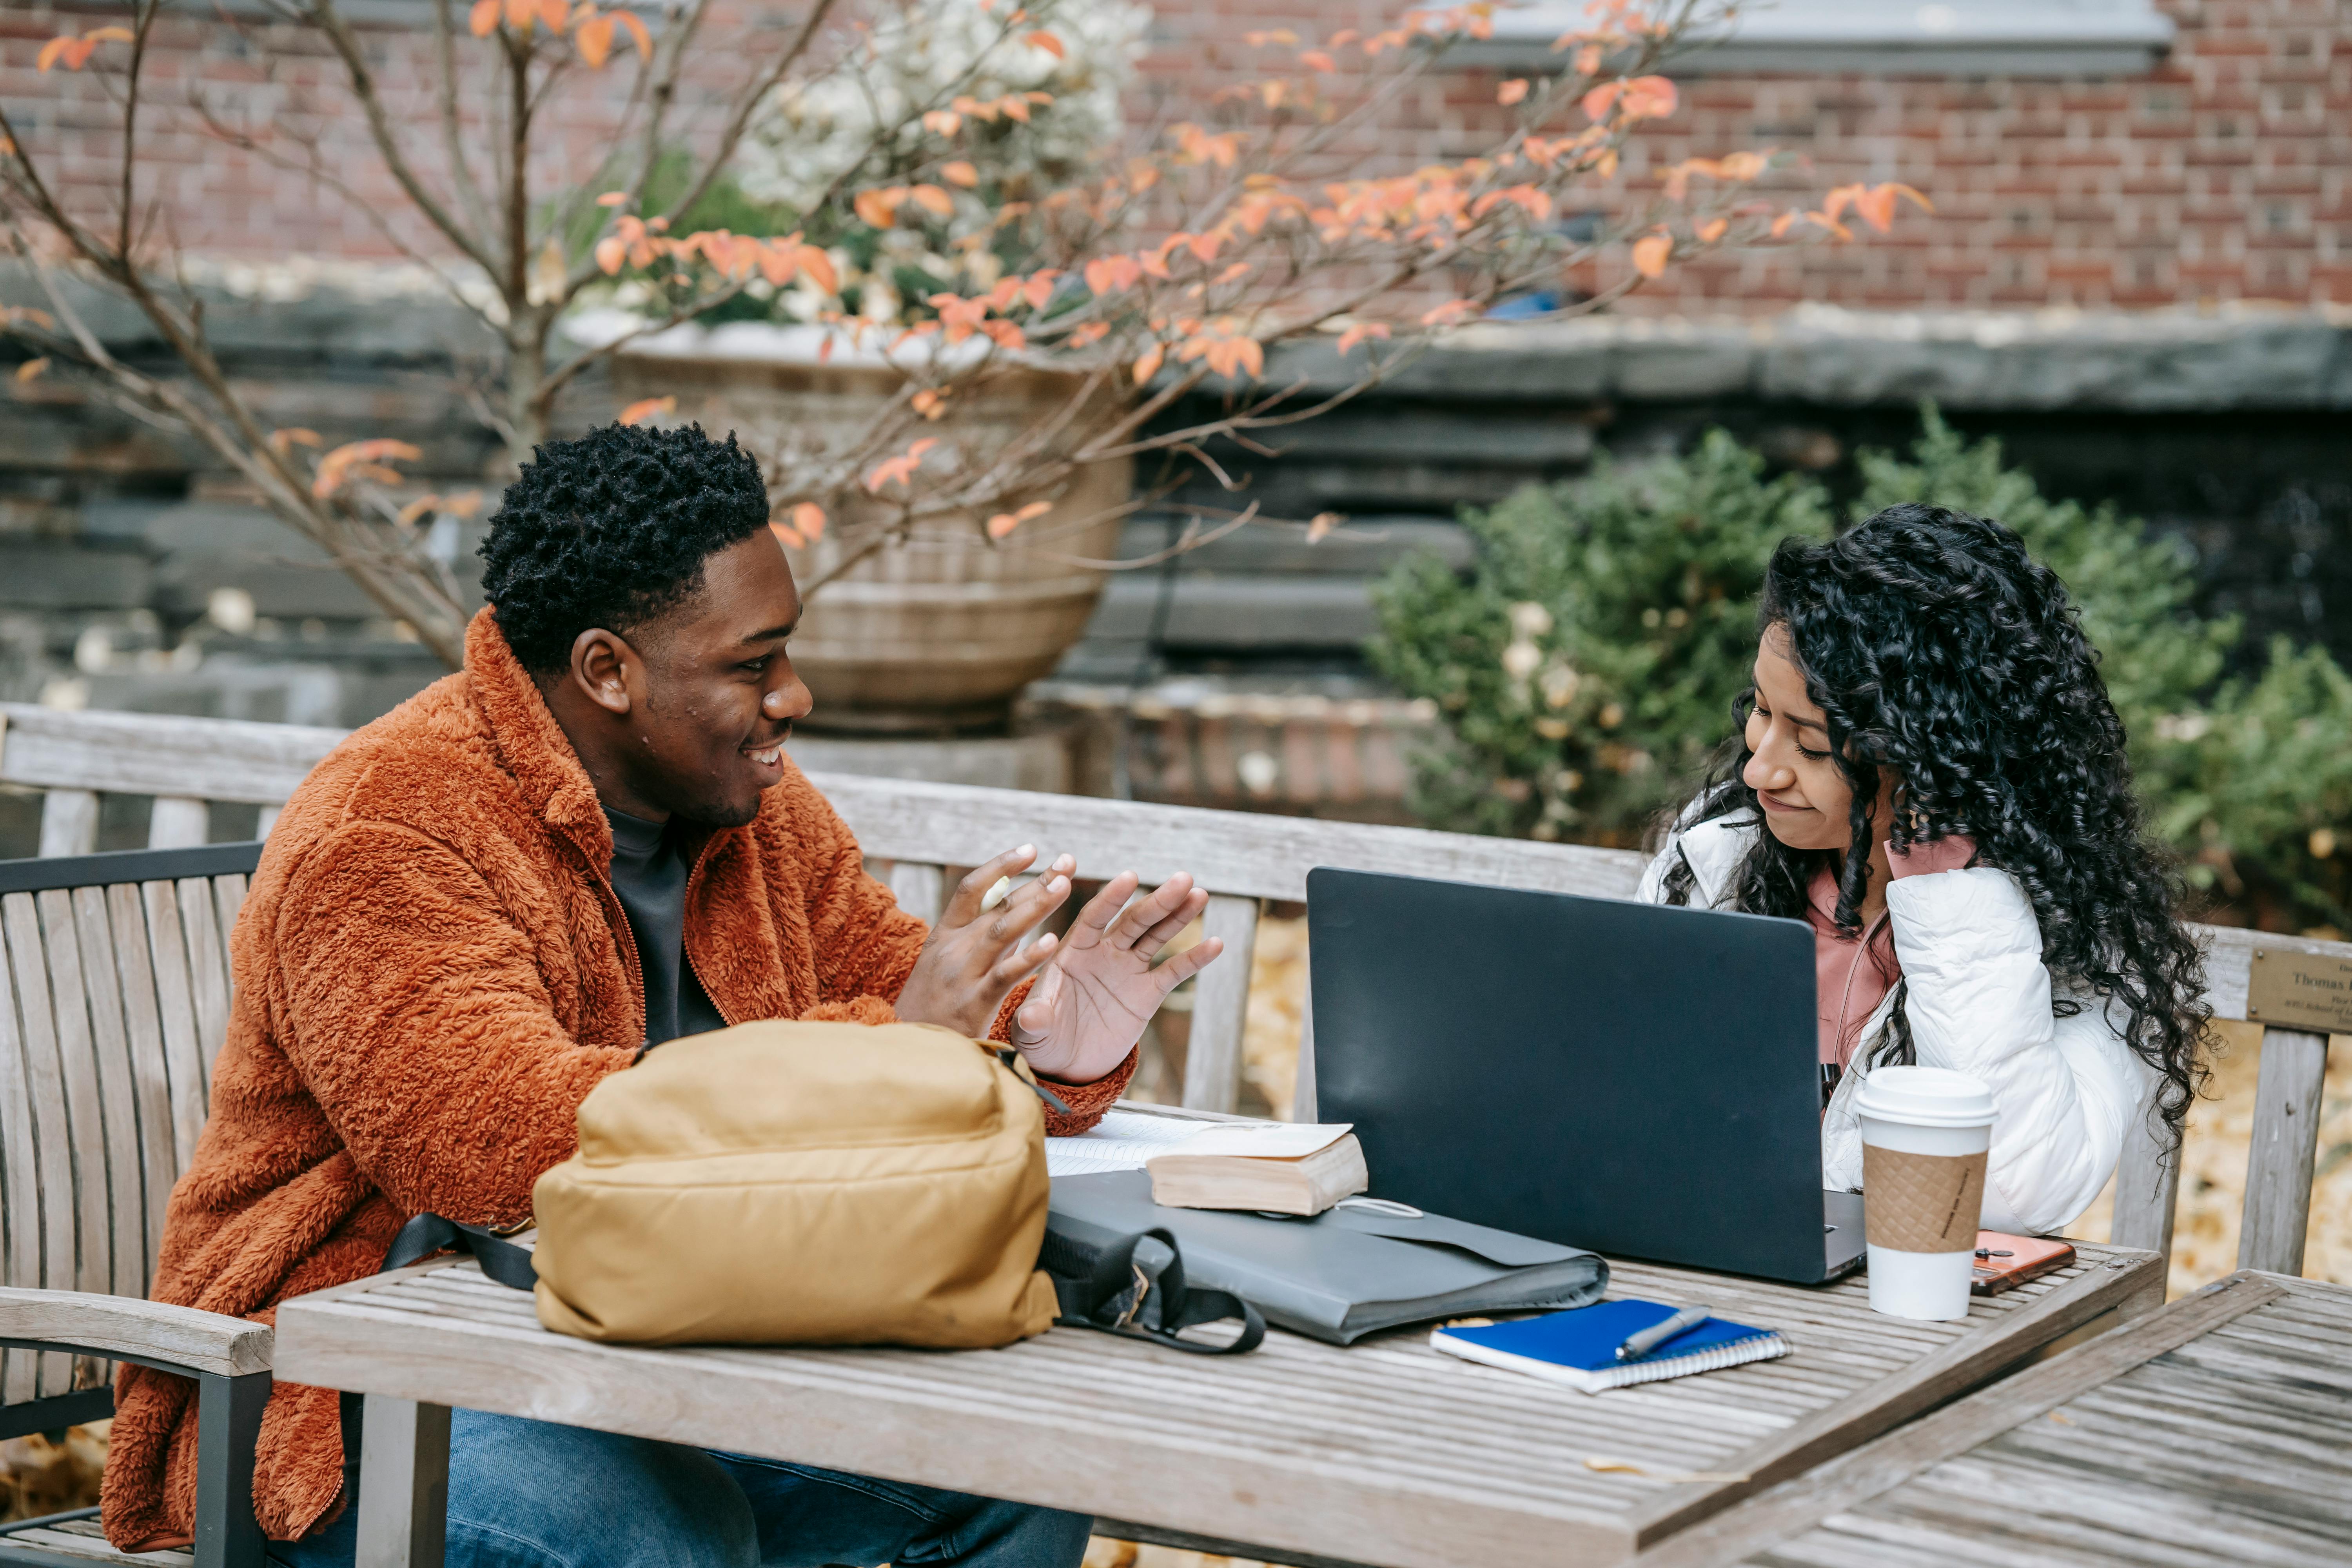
[1742, 625, 1865, 852]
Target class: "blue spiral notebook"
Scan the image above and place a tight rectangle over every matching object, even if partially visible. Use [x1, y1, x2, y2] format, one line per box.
[1429, 1299, 1789, 1392]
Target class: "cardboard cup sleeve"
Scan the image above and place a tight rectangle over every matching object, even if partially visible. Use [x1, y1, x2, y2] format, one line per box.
[1862, 1145, 1988, 1254]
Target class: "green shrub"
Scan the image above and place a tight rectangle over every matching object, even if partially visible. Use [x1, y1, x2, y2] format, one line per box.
[1370, 411, 2352, 930]
[1368, 429, 1831, 844]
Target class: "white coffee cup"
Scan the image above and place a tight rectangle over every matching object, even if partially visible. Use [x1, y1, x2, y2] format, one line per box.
[1852, 1065, 1997, 1321]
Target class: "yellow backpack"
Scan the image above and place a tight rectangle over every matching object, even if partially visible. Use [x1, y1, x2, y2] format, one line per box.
[530, 1019, 1061, 1348]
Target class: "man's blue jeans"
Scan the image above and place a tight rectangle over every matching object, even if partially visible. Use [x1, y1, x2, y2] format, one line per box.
[267, 1409, 1093, 1568]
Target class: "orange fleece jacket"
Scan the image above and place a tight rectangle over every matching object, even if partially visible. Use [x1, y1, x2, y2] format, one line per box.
[101, 608, 1132, 1550]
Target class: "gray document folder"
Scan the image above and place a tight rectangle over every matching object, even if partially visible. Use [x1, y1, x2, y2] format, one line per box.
[1047, 1170, 1609, 1344]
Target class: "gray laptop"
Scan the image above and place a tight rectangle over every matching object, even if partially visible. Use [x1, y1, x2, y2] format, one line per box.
[1304, 867, 1867, 1285]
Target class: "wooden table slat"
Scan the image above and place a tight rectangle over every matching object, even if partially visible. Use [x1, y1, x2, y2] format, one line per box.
[276, 1243, 2160, 1568]
[1618, 1273, 2352, 1568]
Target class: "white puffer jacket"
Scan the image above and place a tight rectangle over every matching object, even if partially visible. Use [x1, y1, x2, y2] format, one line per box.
[1635, 811, 2152, 1235]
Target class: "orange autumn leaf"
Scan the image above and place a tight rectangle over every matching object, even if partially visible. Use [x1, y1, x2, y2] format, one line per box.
[617, 396, 675, 426]
[574, 13, 614, 66]
[268, 426, 324, 457]
[595, 237, 628, 274]
[1497, 78, 1530, 106]
[1335, 321, 1392, 355]
[1306, 511, 1341, 542]
[769, 521, 807, 550]
[86, 25, 134, 43]
[594, 190, 630, 208]
[1631, 231, 1673, 277]
[795, 245, 840, 294]
[1132, 343, 1165, 385]
[310, 439, 423, 499]
[1020, 269, 1061, 309]
[14, 357, 49, 383]
[1697, 216, 1728, 243]
[1582, 74, 1677, 123]
[854, 188, 901, 228]
[791, 502, 827, 541]
[864, 437, 940, 493]
[1419, 299, 1478, 328]
[1025, 29, 1065, 57]
[1084, 255, 1142, 296]
[1299, 48, 1337, 71]
[923, 109, 964, 135]
[36, 37, 87, 71]
[907, 184, 955, 218]
[469, 0, 501, 33]
[941, 161, 980, 189]
[985, 499, 1053, 540]
[614, 10, 651, 56]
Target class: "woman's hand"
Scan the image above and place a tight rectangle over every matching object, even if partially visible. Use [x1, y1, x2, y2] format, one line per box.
[893, 846, 1075, 1038]
[1009, 871, 1223, 1085]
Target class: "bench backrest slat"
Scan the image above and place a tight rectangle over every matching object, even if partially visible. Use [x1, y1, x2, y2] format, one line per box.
[0, 844, 260, 1421]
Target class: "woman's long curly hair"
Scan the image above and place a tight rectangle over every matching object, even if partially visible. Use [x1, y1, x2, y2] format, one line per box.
[1659, 503, 2209, 1132]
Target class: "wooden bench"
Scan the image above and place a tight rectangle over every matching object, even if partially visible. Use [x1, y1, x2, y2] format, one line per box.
[0, 708, 2340, 1561]
[0, 701, 2342, 1278]
[0, 703, 343, 857]
[0, 841, 272, 1568]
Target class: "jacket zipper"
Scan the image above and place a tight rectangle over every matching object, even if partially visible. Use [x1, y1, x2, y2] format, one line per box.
[679, 829, 731, 1028]
[584, 862, 650, 1053]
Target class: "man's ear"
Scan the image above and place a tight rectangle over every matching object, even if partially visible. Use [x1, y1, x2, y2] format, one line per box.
[569, 628, 636, 717]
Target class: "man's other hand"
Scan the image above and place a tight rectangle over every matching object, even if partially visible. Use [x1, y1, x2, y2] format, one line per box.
[894, 846, 1075, 1038]
[1009, 871, 1223, 1085]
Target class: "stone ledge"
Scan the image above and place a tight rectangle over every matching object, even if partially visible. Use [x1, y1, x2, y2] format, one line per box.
[1265, 305, 2352, 412]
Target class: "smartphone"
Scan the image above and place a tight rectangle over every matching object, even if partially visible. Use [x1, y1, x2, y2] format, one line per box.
[1970, 1231, 2076, 1296]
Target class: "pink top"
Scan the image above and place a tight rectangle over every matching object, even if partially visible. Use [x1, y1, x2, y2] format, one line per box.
[1806, 835, 1977, 1067]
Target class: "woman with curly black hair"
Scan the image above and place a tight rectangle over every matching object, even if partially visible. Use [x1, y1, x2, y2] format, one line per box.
[1637, 503, 2208, 1235]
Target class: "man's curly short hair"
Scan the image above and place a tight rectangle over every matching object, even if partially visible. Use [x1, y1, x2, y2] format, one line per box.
[479, 422, 771, 671]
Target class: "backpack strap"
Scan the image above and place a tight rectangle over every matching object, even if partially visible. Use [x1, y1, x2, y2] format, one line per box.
[1039, 1217, 1266, 1356]
[383, 1213, 539, 1291]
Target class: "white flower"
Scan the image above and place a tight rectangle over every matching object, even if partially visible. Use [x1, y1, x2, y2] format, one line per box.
[735, 0, 1148, 218]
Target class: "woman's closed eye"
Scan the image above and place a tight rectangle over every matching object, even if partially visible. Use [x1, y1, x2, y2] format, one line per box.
[1758, 699, 1833, 762]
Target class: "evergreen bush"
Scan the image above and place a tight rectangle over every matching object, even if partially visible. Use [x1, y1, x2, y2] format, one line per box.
[1370, 410, 2352, 931]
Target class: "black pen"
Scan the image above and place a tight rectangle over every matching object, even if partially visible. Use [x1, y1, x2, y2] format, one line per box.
[1615, 1304, 1711, 1363]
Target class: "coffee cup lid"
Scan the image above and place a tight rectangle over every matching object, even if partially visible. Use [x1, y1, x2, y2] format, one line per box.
[1852, 1065, 1997, 1128]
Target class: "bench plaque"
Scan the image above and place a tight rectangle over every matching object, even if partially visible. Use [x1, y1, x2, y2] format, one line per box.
[2247, 947, 2352, 1034]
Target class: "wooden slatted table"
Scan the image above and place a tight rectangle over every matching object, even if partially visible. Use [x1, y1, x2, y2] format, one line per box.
[1629, 1270, 2352, 1568]
[272, 1243, 2160, 1568]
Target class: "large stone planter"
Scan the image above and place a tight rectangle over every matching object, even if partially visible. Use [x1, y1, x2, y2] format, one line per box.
[613, 323, 1132, 733]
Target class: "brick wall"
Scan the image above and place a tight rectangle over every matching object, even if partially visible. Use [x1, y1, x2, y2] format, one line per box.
[1137, 0, 2352, 310]
[4, 0, 2344, 307]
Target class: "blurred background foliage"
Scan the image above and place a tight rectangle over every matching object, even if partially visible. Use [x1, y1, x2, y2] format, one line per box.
[1370, 408, 2352, 934]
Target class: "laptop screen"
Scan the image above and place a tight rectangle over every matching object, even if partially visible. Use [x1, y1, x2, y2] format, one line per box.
[1307, 867, 1829, 1282]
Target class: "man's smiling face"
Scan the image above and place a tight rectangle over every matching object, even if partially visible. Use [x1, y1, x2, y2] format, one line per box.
[618, 528, 812, 828]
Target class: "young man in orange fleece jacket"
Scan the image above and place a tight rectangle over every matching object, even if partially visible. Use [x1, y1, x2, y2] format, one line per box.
[102, 423, 1225, 1568]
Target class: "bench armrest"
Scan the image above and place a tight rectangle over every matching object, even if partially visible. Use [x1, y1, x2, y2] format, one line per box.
[0, 1287, 273, 1377]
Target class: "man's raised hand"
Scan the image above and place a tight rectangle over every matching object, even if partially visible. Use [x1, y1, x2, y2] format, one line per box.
[1009, 871, 1223, 1085]
[893, 846, 1075, 1038]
